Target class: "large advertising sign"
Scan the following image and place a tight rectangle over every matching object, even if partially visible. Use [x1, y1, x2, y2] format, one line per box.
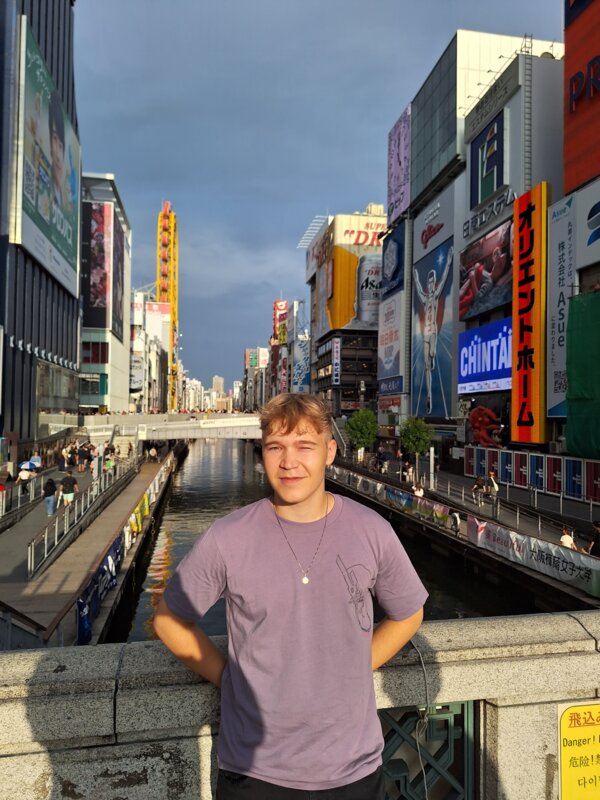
[458, 317, 512, 394]
[413, 183, 454, 264]
[564, 0, 600, 193]
[130, 354, 144, 393]
[292, 336, 310, 393]
[112, 213, 124, 341]
[574, 175, 600, 270]
[316, 213, 385, 339]
[459, 218, 513, 321]
[273, 300, 288, 344]
[81, 202, 113, 329]
[547, 195, 576, 417]
[387, 105, 411, 225]
[12, 21, 80, 297]
[332, 337, 341, 386]
[411, 236, 453, 417]
[377, 291, 403, 382]
[382, 221, 405, 297]
[511, 183, 549, 444]
[470, 111, 504, 209]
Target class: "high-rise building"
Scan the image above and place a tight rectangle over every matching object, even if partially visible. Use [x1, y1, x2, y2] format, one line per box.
[0, 2, 81, 459]
[212, 375, 225, 395]
[79, 174, 132, 413]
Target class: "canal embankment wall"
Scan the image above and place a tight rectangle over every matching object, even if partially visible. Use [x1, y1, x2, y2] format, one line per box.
[0, 611, 599, 799]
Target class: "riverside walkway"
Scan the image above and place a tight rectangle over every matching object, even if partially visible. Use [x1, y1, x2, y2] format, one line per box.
[0, 461, 164, 643]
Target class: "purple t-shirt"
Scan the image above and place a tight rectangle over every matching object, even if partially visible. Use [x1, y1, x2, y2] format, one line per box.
[164, 494, 428, 790]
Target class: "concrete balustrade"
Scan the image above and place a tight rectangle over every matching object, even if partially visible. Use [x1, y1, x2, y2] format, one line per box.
[1, 612, 599, 799]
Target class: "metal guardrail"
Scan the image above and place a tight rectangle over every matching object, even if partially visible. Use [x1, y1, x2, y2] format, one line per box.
[26, 457, 138, 579]
[0, 473, 48, 518]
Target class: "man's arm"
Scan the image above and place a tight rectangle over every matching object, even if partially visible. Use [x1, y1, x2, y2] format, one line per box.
[153, 594, 227, 687]
[413, 268, 425, 303]
[371, 606, 424, 670]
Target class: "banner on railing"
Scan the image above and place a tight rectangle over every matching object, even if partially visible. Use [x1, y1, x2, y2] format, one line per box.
[77, 532, 125, 644]
[467, 516, 600, 599]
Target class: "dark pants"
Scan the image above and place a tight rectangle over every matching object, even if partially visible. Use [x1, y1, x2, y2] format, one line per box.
[216, 766, 385, 800]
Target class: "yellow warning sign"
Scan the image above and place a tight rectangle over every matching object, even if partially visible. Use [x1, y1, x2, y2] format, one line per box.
[560, 703, 600, 798]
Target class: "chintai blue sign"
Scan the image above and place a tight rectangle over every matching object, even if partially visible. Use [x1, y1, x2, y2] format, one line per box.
[379, 377, 403, 395]
[458, 317, 512, 394]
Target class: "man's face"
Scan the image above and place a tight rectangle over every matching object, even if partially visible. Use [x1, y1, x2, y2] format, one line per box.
[262, 418, 336, 510]
[50, 123, 65, 189]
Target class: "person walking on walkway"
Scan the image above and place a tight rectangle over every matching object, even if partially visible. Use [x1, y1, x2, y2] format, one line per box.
[154, 394, 427, 799]
[560, 526, 577, 550]
[59, 470, 79, 508]
[43, 478, 58, 516]
[472, 476, 484, 508]
[485, 470, 499, 519]
[16, 467, 32, 495]
[586, 522, 600, 557]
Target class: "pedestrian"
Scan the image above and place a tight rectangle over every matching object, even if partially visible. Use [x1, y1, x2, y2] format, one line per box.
[472, 476, 484, 507]
[148, 446, 158, 463]
[485, 470, 499, 519]
[59, 470, 79, 507]
[16, 467, 32, 495]
[586, 521, 600, 557]
[42, 478, 58, 516]
[560, 526, 577, 550]
[154, 394, 427, 798]
[412, 481, 424, 497]
[30, 450, 42, 472]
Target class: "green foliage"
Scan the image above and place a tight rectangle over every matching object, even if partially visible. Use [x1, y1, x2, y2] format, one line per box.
[346, 408, 379, 451]
[399, 416, 432, 456]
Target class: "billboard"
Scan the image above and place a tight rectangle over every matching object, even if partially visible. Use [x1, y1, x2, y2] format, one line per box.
[332, 337, 341, 386]
[245, 348, 257, 369]
[292, 336, 310, 393]
[382, 221, 405, 297]
[564, 0, 600, 193]
[81, 202, 112, 329]
[130, 354, 144, 393]
[411, 236, 453, 417]
[574, 174, 600, 270]
[112, 213, 124, 341]
[12, 21, 80, 297]
[458, 317, 512, 394]
[547, 195, 577, 417]
[258, 347, 269, 369]
[377, 292, 403, 382]
[413, 182, 454, 263]
[315, 212, 385, 339]
[459, 218, 513, 321]
[511, 182, 549, 444]
[387, 105, 411, 225]
[273, 300, 288, 344]
[470, 111, 504, 209]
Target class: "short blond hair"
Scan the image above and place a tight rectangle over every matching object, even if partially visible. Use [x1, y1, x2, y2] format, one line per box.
[259, 394, 332, 439]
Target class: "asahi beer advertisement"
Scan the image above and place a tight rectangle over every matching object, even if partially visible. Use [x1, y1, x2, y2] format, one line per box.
[547, 195, 576, 417]
[411, 237, 454, 417]
[13, 20, 81, 297]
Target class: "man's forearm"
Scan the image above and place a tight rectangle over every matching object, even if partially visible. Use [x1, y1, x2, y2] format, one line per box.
[154, 597, 227, 687]
[371, 607, 424, 670]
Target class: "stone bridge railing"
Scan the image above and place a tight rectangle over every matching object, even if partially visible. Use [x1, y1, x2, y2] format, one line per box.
[1, 612, 599, 799]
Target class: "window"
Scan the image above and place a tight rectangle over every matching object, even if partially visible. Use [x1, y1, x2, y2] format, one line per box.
[81, 341, 109, 364]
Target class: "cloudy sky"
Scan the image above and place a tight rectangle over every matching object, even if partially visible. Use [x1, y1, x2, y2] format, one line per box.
[74, 0, 563, 390]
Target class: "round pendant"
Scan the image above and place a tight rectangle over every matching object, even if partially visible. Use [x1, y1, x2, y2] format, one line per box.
[302, 575, 310, 585]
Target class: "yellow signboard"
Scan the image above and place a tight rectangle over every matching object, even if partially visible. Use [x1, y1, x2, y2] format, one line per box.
[560, 703, 600, 798]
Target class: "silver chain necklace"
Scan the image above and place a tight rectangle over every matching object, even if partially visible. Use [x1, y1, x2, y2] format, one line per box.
[271, 493, 331, 585]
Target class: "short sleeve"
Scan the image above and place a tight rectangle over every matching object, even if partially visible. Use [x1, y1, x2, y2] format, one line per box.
[373, 525, 428, 621]
[163, 526, 227, 621]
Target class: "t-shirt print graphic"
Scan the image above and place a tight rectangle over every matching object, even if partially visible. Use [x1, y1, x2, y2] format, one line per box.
[336, 555, 372, 631]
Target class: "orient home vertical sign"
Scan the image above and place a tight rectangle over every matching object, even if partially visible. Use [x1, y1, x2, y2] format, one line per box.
[511, 183, 549, 444]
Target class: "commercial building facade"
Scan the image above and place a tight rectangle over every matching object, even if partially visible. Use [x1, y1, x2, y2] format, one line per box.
[0, 1, 80, 456]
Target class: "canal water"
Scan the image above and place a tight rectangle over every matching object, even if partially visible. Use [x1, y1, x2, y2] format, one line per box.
[124, 439, 536, 643]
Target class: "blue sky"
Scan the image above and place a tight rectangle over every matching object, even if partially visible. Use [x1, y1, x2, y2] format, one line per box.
[74, 0, 563, 390]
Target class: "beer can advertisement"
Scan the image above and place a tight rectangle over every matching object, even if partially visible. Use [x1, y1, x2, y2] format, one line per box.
[411, 236, 454, 417]
[12, 20, 81, 297]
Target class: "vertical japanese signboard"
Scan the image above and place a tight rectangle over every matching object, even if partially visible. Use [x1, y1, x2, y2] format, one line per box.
[547, 195, 576, 417]
[332, 338, 341, 386]
[511, 183, 549, 444]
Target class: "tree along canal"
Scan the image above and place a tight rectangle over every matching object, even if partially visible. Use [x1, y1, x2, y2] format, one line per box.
[109, 438, 543, 644]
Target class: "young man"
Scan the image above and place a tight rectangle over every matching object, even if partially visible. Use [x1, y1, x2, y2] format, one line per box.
[154, 394, 427, 798]
[59, 470, 78, 508]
